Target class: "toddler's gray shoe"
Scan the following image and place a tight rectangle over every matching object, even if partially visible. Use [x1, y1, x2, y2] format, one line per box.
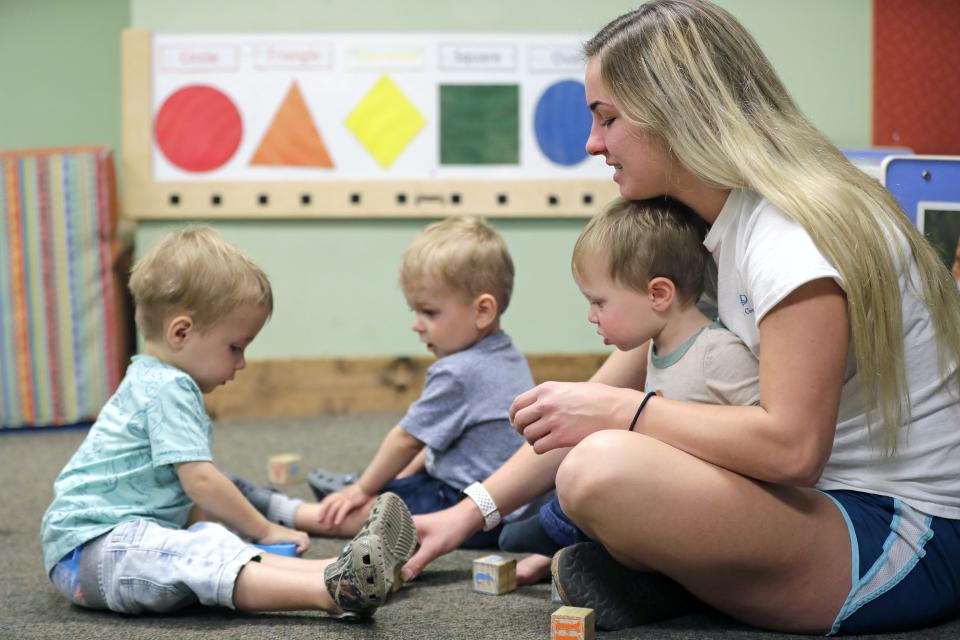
[324, 533, 390, 616]
[308, 468, 359, 500]
[354, 492, 417, 592]
[226, 473, 275, 515]
[551, 541, 703, 630]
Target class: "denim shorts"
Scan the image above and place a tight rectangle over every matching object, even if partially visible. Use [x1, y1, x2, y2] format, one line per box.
[50, 519, 261, 614]
[822, 490, 960, 635]
[384, 473, 503, 548]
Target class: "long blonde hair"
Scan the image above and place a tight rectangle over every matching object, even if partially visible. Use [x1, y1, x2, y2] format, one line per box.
[585, 0, 960, 453]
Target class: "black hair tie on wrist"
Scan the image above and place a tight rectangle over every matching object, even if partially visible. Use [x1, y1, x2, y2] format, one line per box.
[628, 391, 657, 432]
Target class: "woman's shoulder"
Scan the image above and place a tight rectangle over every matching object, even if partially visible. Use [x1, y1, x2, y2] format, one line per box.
[708, 189, 792, 246]
[726, 191, 813, 248]
[733, 190, 794, 228]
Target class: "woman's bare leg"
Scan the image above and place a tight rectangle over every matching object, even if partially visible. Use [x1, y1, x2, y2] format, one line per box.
[556, 430, 850, 634]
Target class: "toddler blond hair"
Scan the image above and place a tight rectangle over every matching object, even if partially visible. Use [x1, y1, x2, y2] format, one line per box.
[572, 197, 710, 306]
[399, 216, 514, 314]
[129, 225, 273, 340]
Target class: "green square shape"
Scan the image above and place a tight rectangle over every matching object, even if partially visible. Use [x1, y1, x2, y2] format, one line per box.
[440, 85, 519, 165]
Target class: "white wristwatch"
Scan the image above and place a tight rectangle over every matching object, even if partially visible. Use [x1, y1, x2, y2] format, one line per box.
[463, 481, 502, 531]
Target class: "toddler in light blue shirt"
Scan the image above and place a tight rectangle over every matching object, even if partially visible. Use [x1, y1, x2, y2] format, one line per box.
[41, 225, 413, 618]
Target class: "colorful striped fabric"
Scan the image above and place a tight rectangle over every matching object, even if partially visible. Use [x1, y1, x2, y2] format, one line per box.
[1, 147, 127, 429]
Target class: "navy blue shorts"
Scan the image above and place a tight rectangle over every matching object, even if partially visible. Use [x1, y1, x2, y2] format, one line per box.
[822, 490, 960, 635]
[384, 473, 502, 549]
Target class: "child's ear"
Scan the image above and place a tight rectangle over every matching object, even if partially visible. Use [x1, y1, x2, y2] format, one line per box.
[647, 277, 675, 311]
[474, 293, 499, 330]
[165, 314, 194, 350]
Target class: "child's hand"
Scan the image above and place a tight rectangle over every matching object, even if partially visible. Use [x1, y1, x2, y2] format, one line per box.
[316, 483, 374, 526]
[258, 523, 310, 554]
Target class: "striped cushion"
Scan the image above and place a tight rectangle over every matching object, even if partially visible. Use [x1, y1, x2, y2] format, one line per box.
[1, 147, 128, 428]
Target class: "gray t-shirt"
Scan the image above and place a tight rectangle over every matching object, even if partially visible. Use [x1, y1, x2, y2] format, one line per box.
[646, 321, 760, 406]
[400, 331, 533, 491]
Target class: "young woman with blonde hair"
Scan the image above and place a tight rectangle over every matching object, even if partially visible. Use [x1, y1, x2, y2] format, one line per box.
[402, 1, 960, 633]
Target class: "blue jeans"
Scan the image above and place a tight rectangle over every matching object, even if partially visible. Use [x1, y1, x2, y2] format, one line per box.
[539, 495, 592, 548]
[384, 473, 503, 548]
[498, 494, 591, 556]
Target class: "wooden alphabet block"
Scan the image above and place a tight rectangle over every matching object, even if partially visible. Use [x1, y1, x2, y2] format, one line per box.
[471, 554, 517, 595]
[551, 606, 595, 640]
[267, 453, 303, 485]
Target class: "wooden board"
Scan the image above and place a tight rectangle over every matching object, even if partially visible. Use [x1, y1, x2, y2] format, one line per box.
[121, 29, 619, 219]
[202, 353, 608, 420]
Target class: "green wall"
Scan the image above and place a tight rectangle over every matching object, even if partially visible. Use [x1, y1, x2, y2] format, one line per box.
[2, 0, 872, 359]
[0, 0, 129, 154]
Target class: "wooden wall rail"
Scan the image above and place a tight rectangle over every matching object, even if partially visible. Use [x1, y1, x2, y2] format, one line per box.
[204, 353, 609, 420]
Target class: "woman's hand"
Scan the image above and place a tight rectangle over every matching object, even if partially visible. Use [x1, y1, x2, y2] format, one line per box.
[401, 501, 484, 581]
[509, 381, 640, 453]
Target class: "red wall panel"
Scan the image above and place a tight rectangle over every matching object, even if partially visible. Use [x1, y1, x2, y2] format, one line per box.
[873, 0, 960, 154]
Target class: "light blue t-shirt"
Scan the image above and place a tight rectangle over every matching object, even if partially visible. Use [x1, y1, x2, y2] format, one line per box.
[400, 331, 533, 491]
[40, 355, 213, 574]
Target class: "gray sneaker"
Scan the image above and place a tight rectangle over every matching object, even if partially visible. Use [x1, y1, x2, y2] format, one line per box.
[324, 533, 390, 616]
[356, 492, 418, 592]
[323, 491, 417, 615]
[226, 473, 276, 515]
[308, 468, 359, 500]
[551, 542, 703, 630]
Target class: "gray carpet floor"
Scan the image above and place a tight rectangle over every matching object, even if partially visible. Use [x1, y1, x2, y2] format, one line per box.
[2, 413, 958, 639]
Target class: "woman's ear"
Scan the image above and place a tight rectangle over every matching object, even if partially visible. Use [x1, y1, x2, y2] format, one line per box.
[165, 314, 194, 350]
[474, 293, 499, 330]
[647, 277, 676, 311]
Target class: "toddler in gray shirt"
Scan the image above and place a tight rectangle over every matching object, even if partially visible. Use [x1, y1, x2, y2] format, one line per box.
[231, 216, 533, 549]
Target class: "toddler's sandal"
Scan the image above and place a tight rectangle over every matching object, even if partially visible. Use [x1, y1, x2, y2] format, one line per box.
[308, 468, 359, 500]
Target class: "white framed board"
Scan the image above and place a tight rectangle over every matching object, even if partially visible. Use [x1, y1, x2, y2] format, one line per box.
[122, 30, 618, 218]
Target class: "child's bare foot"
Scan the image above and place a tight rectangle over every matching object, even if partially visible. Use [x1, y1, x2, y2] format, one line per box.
[516, 553, 552, 585]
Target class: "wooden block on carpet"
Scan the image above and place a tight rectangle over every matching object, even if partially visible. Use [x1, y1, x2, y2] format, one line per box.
[551, 606, 595, 640]
[472, 554, 517, 595]
[268, 453, 304, 484]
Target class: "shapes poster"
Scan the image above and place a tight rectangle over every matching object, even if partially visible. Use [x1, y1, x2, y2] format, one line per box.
[151, 33, 608, 181]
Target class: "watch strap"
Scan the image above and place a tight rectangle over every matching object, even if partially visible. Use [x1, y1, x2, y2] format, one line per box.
[463, 481, 502, 531]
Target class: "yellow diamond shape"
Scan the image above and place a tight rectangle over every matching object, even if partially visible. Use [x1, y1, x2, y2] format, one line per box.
[345, 75, 426, 169]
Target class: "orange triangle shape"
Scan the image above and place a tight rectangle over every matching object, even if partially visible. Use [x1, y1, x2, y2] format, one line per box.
[251, 82, 334, 168]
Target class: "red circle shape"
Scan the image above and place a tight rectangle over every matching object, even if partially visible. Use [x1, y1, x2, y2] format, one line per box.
[155, 85, 242, 172]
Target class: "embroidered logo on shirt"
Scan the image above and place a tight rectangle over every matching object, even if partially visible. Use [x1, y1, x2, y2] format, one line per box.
[739, 294, 754, 315]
